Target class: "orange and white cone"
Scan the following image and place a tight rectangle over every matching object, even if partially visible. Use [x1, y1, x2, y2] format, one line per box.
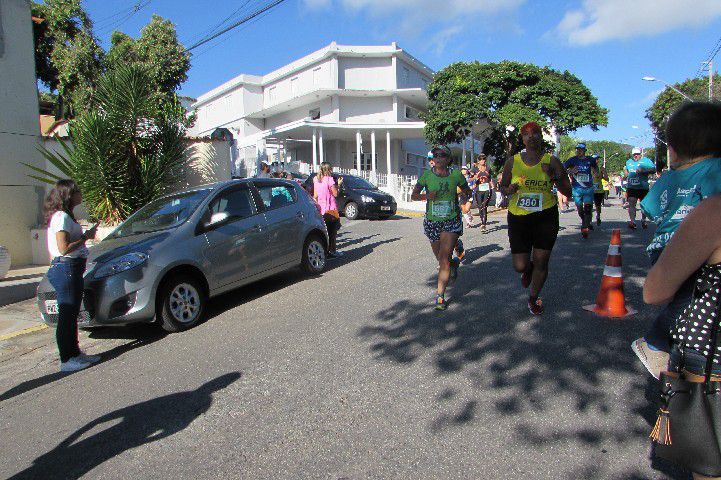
[583, 229, 636, 318]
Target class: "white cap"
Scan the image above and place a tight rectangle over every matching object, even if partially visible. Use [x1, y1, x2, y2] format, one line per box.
[632, 147, 642, 155]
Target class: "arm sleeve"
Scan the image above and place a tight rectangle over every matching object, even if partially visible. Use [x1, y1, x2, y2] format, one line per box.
[456, 170, 469, 189]
[416, 171, 428, 190]
[563, 158, 573, 169]
[52, 212, 73, 233]
[640, 180, 664, 220]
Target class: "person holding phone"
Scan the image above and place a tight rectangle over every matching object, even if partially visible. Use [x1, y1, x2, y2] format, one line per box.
[44, 179, 100, 372]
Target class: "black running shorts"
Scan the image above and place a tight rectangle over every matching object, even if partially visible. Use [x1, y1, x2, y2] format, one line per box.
[507, 205, 559, 254]
[626, 188, 648, 200]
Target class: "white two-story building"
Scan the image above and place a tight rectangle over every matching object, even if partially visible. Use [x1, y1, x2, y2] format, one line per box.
[190, 42, 446, 180]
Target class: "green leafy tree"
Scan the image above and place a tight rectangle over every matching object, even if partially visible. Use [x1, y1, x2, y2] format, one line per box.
[106, 15, 191, 97]
[28, 65, 188, 224]
[645, 75, 720, 164]
[32, 0, 104, 117]
[423, 61, 608, 161]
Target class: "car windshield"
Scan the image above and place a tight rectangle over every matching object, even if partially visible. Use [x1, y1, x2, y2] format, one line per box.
[343, 176, 377, 190]
[110, 189, 210, 238]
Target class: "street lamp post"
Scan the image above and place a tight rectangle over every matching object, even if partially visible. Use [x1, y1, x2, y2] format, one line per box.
[642, 76, 694, 101]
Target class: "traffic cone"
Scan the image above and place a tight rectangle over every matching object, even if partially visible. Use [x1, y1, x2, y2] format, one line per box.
[583, 229, 636, 318]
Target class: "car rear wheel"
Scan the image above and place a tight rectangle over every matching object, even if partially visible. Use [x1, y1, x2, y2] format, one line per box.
[344, 201, 359, 220]
[301, 234, 326, 275]
[158, 274, 206, 332]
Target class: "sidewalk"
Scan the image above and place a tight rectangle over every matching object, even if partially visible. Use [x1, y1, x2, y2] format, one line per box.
[0, 266, 49, 341]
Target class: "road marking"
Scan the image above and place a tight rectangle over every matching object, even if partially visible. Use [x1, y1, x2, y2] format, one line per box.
[0, 324, 49, 341]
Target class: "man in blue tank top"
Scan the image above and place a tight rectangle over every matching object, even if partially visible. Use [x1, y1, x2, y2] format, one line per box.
[564, 143, 599, 238]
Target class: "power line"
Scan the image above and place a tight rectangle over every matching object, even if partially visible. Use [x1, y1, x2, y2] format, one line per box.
[182, 0, 253, 46]
[191, 8, 275, 59]
[187, 0, 289, 52]
[697, 34, 721, 76]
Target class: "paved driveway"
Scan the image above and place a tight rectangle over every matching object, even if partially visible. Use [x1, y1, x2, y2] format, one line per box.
[0, 202, 689, 479]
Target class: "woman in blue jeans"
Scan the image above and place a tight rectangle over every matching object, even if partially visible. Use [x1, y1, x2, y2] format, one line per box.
[44, 179, 99, 372]
[644, 194, 721, 480]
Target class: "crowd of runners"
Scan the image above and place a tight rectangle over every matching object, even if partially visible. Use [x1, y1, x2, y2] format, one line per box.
[411, 104, 719, 323]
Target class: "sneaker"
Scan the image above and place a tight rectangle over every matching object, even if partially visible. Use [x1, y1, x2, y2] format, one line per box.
[78, 351, 101, 364]
[631, 338, 670, 380]
[435, 295, 447, 311]
[60, 357, 91, 372]
[481, 224, 487, 232]
[528, 297, 544, 315]
[521, 262, 533, 289]
[642, 221, 648, 229]
[628, 221, 637, 230]
[581, 228, 589, 239]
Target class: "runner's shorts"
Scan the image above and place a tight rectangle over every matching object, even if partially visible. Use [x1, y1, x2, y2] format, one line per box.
[423, 216, 463, 243]
[594, 192, 605, 204]
[626, 188, 648, 200]
[572, 186, 595, 205]
[507, 206, 559, 254]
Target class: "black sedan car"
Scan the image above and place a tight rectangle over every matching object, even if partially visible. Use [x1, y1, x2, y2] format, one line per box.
[303, 174, 397, 220]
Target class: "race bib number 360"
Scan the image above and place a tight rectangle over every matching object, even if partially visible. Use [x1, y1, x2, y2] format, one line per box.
[517, 193, 543, 212]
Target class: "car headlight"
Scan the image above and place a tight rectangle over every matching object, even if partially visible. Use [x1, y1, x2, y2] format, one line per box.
[93, 252, 148, 279]
[361, 195, 376, 203]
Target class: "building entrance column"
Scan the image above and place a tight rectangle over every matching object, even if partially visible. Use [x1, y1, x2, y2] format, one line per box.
[386, 131, 392, 176]
[356, 131, 362, 172]
[319, 128, 324, 165]
[370, 130, 377, 179]
[312, 128, 318, 172]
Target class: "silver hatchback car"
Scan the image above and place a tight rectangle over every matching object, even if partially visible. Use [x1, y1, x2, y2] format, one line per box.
[37, 178, 329, 332]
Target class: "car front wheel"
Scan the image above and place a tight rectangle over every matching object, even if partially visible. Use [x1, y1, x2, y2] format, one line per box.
[158, 274, 206, 332]
[344, 201, 359, 220]
[301, 234, 326, 275]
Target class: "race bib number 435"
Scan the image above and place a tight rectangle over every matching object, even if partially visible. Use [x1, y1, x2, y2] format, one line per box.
[517, 193, 543, 212]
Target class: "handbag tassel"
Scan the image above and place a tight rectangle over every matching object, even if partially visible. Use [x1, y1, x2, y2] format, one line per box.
[650, 408, 672, 445]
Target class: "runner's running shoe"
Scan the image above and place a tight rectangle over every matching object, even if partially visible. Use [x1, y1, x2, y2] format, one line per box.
[628, 221, 637, 230]
[581, 228, 589, 238]
[435, 295, 447, 311]
[528, 297, 544, 315]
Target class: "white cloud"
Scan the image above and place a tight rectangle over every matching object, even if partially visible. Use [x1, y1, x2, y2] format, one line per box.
[553, 0, 721, 46]
[302, 0, 525, 53]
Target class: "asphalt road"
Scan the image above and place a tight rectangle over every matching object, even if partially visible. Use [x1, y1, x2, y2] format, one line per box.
[0, 199, 690, 479]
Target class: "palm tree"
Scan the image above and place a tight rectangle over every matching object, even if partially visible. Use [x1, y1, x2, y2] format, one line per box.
[28, 65, 188, 224]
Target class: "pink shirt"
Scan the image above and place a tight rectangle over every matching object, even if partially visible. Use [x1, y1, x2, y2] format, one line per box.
[313, 175, 338, 215]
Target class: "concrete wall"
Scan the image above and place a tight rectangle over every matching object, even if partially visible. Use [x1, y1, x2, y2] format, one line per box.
[265, 97, 333, 131]
[396, 59, 432, 90]
[264, 59, 332, 108]
[0, 0, 44, 266]
[339, 97, 394, 123]
[339, 57, 394, 90]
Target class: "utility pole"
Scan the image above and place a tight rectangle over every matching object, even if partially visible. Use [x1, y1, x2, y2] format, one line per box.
[702, 60, 714, 100]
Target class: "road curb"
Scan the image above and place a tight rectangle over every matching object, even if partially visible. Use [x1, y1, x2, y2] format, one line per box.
[0, 324, 48, 341]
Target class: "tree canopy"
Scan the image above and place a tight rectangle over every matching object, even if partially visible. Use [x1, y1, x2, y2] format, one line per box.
[423, 61, 608, 160]
[32, 2, 191, 118]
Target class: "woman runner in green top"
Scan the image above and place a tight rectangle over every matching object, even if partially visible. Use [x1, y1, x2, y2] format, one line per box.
[412, 146, 473, 310]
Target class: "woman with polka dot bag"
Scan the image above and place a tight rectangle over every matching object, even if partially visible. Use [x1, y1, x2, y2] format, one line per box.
[644, 194, 721, 479]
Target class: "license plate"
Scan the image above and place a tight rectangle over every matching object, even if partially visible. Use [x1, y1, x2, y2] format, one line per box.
[45, 300, 58, 315]
[381, 206, 391, 211]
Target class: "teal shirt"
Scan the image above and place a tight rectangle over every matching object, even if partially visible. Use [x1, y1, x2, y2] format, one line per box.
[625, 157, 656, 190]
[641, 157, 721, 255]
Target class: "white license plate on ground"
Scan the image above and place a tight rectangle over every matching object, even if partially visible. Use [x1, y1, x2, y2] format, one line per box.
[45, 300, 59, 315]
[381, 206, 391, 211]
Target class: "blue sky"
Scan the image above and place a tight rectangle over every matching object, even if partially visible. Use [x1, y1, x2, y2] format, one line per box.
[84, 0, 721, 148]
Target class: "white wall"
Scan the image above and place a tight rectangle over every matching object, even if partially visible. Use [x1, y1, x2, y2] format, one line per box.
[396, 59, 432, 90]
[265, 97, 333, 130]
[263, 59, 332, 108]
[339, 97, 394, 123]
[339, 57, 394, 90]
[0, 0, 44, 266]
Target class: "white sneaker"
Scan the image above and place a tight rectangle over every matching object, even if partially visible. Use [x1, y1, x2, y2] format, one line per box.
[78, 351, 101, 363]
[631, 338, 669, 380]
[60, 356, 91, 372]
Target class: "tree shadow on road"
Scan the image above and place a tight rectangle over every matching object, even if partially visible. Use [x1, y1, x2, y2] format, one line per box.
[358, 220, 688, 479]
[7, 372, 241, 480]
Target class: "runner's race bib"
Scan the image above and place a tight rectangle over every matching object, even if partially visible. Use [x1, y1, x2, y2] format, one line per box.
[576, 173, 590, 183]
[629, 177, 641, 186]
[516, 193, 543, 212]
[431, 201, 453, 218]
[478, 183, 490, 192]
